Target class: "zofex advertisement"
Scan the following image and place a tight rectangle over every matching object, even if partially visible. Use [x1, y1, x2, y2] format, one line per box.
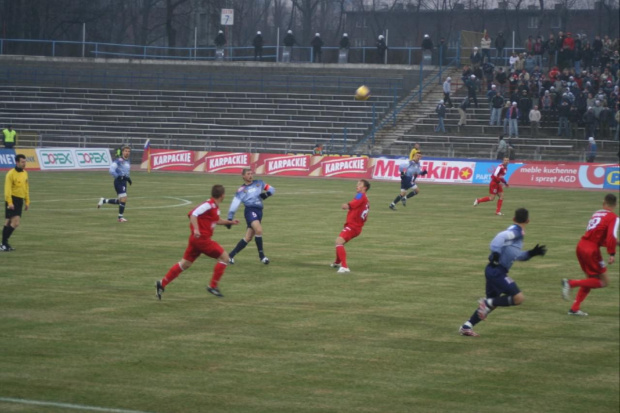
[36, 148, 112, 170]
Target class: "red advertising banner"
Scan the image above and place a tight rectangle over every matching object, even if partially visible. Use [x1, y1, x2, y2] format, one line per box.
[140, 150, 617, 190]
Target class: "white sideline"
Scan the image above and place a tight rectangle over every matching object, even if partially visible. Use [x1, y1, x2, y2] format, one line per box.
[0, 396, 155, 413]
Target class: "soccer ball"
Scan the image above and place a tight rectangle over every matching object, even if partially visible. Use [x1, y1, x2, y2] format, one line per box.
[355, 85, 371, 101]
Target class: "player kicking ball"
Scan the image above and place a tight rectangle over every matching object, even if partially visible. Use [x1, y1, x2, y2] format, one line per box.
[459, 208, 547, 337]
[474, 156, 509, 216]
[389, 152, 427, 210]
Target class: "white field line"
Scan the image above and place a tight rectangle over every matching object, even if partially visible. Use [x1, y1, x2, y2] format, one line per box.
[0, 396, 155, 413]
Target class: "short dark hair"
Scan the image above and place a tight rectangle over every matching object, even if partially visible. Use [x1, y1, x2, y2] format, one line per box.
[514, 208, 529, 224]
[15, 154, 26, 162]
[499, 135, 504, 140]
[212, 184, 225, 199]
[604, 193, 617, 207]
[360, 179, 371, 191]
[241, 168, 252, 175]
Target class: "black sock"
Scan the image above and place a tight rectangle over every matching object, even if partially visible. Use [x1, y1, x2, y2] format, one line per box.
[255, 236, 265, 259]
[3, 225, 14, 244]
[393, 195, 402, 204]
[119, 202, 126, 217]
[107, 199, 119, 205]
[406, 191, 417, 199]
[229, 239, 248, 258]
[490, 296, 514, 307]
[468, 309, 483, 326]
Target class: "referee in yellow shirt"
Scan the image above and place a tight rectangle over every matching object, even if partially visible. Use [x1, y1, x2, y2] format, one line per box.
[408, 143, 421, 160]
[3, 154, 29, 251]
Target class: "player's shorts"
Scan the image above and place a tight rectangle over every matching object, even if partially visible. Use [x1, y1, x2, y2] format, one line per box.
[489, 181, 503, 195]
[484, 264, 521, 297]
[400, 176, 417, 191]
[576, 239, 606, 276]
[114, 177, 127, 197]
[339, 225, 362, 242]
[244, 207, 263, 228]
[5, 196, 24, 219]
[183, 237, 224, 262]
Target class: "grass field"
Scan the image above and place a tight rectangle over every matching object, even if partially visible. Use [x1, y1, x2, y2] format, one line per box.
[1, 170, 618, 413]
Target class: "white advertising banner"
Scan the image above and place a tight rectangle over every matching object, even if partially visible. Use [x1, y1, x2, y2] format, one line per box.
[36, 148, 112, 170]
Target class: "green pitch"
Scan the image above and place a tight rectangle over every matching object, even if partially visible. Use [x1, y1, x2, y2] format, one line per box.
[1, 171, 618, 413]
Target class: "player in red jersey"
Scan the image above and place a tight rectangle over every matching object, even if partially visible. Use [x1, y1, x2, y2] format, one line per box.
[331, 179, 370, 273]
[155, 185, 239, 299]
[562, 194, 619, 316]
[473, 157, 509, 215]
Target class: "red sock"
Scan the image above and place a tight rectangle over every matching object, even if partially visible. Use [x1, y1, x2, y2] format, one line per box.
[569, 278, 603, 289]
[478, 196, 492, 203]
[210, 261, 227, 288]
[336, 245, 347, 268]
[496, 199, 503, 213]
[571, 287, 591, 312]
[162, 263, 184, 288]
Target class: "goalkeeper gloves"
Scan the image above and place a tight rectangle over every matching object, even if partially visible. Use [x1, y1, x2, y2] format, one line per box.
[528, 244, 547, 257]
[488, 251, 500, 267]
[420, 170, 428, 176]
[126, 177, 132, 186]
[225, 224, 231, 229]
[260, 192, 272, 200]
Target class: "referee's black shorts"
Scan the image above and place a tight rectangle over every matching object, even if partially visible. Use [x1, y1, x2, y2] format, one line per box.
[5, 196, 24, 219]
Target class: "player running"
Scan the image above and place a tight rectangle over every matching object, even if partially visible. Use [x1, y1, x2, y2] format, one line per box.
[156, 185, 239, 299]
[98, 146, 132, 222]
[562, 193, 618, 316]
[331, 179, 370, 273]
[389, 151, 427, 210]
[226, 169, 275, 265]
[474, 156, 509, 216]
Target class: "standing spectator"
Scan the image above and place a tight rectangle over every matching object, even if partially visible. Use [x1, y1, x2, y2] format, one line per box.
[2, 125, 17, 149]
[376, 35, 388, 64]
[2, 154, 29, 251]
[486, 84, 497, 109]
[470, 47, 482, 70]
[557, 100, 571, 138]
[421, 34, 433, 52]
[569, 105, 581, 138]
[582, 42, 593, 71]
[458, 96, 470, 129]
[495, 32, 506, 65]
[501, 101, 512, 135]
[339, 33, 350, 50]
[458, 208, 546, 337]
[529, 105, 541, 138]
[311, 33, 323, 63]
[545, 33, 557, 68]
[524, 35, 534, 55]
[592, 35, 603, 66]
[155, 185, 240, 300]
[283, 29, 297, 61]
[443, 77, 453, 108]
[508, 101, 520, 138]
[583, 107, 596, 138]
[496, 135, 507, 159]
[253, 31, 263, 61]
[214, 30, 226, 47]
[598, 102, 611, 139]
[561, 194, 618, 316]
[312, 143, 324, 156]
[98, 146, 132, 222]
[490, 90, 505, 126]
[495, 66, 508, 95]
[481, 32, 492, 63]
[482, 61, 495, 90]
[389, 152, 427, 211]
[227, 169, 276, 265]
[435, 100, 446, 133]
[332, 180, 371, 273]
[466, 74, 479, 107]
[533, 37, 544, 68]
[518, 90, 532, 124]
[586, 137, 597, 162]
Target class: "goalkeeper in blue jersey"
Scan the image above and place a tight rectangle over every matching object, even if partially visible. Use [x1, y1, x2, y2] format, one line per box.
[459, 208, 547, 337]
[226, 169, 275, 264]
[389, 151, 427, 210]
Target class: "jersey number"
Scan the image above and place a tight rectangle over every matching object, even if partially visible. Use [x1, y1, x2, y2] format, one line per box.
[586, 217, 601, 231]
[360, 204, 369, 221]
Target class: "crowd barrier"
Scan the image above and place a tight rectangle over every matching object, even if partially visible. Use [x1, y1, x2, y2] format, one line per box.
[1, 148, 617, 191]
